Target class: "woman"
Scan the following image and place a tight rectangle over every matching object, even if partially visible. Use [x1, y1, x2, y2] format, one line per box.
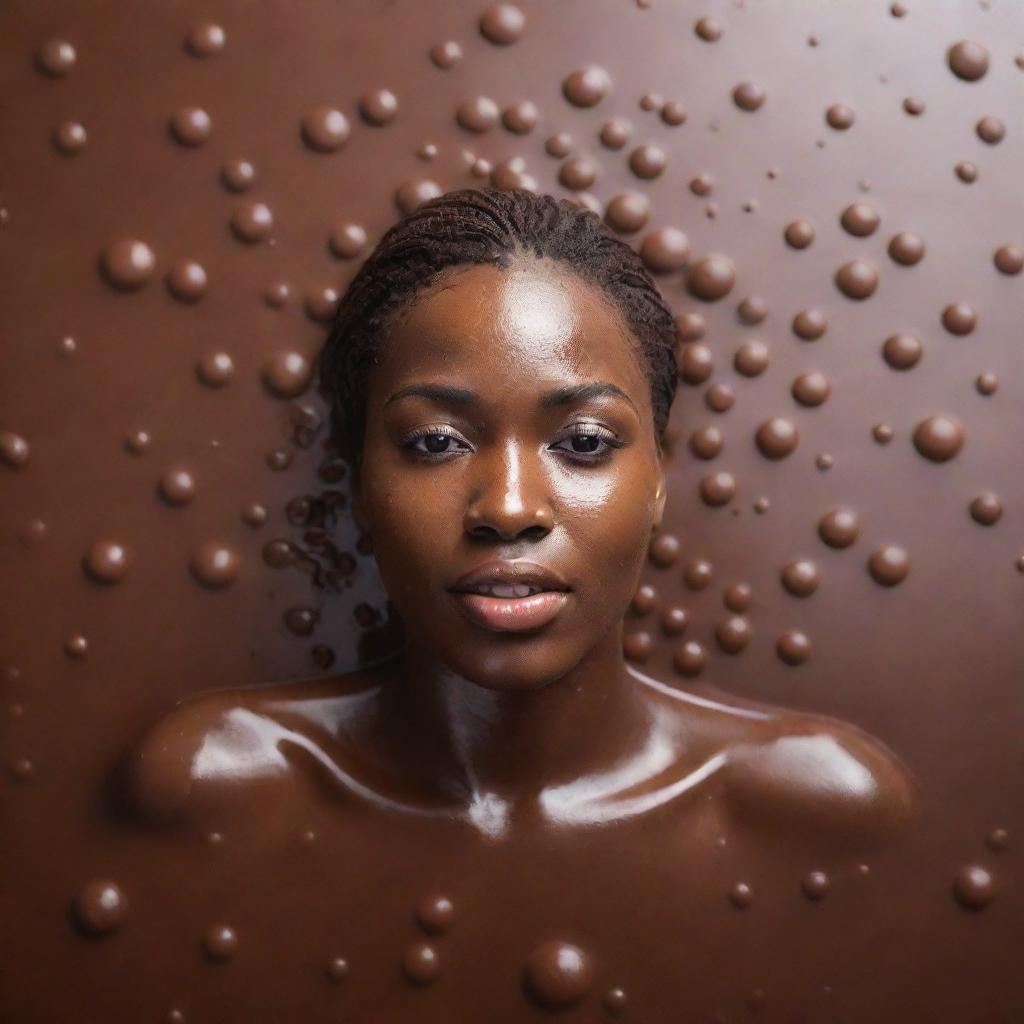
[122, 189, 916, 1004]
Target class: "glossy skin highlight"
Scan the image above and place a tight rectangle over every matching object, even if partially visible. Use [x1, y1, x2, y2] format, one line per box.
[124, 256, 917, 849]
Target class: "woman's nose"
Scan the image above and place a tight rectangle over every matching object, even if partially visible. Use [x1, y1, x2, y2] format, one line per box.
[463, 441, 555, 541]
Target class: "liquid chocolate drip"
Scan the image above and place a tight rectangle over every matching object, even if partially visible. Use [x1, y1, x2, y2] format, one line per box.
[1, 1, 1022, 1020]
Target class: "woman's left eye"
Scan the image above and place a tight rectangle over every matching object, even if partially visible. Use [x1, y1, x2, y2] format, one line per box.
[551, 428, 624, 460]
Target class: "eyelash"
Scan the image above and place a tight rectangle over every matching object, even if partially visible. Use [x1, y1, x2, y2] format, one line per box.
[399, 424, 626, 463]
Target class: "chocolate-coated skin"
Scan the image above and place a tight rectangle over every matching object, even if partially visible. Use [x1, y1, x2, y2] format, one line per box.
[4, 0, 1023, 1019]
[128, 261, 914, 845]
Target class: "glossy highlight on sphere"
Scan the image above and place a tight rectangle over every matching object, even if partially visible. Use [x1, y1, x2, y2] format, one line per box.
[562, 66, 611, 107]
[479, 4, 526, 45]
[912, 415, 964, 462]
[523, 941, 593, 1009]
[301, 106, 351, 152]
[189, 543, 240, 589]
[100, 238, 155, 290]
[72, 880, 128, 936]
[83, 540, 132, 584]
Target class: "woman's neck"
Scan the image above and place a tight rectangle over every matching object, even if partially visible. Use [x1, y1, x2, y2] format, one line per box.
[375, 622, 656, 809]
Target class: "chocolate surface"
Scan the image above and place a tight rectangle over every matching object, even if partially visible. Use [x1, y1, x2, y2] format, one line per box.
[2, 1, 1023, 1020]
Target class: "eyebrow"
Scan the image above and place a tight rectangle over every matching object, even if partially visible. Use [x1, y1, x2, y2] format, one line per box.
[384, 381, 639, 415]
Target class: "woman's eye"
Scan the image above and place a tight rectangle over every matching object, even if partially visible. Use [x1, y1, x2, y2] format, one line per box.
[552, 428, 624, 460]
[401, 429, 469, 458]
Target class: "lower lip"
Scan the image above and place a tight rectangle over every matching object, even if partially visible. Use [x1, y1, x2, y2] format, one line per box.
[449, 590, 570, 633]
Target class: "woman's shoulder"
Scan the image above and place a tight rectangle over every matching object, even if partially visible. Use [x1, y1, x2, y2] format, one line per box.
[721, 705, 919, 847]
[119, 667, 384, 829]
[637, 671, 918, 847]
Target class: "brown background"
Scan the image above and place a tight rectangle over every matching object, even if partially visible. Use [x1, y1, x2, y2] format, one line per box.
[1, 0, 1022, 1019]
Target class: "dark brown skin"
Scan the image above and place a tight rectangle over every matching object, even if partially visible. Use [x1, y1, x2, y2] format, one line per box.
[124, 255, 917, 849]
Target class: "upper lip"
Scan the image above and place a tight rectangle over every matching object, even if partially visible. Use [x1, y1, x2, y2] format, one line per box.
[449, 560, 571, 594]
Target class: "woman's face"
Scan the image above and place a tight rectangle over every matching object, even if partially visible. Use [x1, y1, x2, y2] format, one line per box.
[352, 257, 667, 691]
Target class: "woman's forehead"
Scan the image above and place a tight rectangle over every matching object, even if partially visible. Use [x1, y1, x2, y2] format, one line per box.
[383, 261, 643, 384]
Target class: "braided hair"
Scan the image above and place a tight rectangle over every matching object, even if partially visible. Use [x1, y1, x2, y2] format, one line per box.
[318, 187, 679, 472]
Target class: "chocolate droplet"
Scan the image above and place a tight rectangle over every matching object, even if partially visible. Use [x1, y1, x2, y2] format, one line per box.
[778, 630, 812, 664]
[835, 259, 879, 299]
[359, 89, 398, 126]
[402, 941, 441, 985]
[947, 39, 989, 81]
[729, 882, 754, 908]
[785, 219, 815, 249]
[888, 232, 925, 266]
[563, 67, 612, 108]
[782, 560, 820, 597]
[628, 143, 667, 180]
[221, 159, 256, 192]
[755, 418, 798, 459]
[158, 467, 196, 506]
[868, 545, 910, 586]
[695, 17, 722, 41]
[479, 4, 525, 45]
[701, 471, 736, 507]
[523, 941, 593, 1009]
[819, 509, 860, 548]
[882, 333, 922, 369]
[301, 106, 351, 152]
[72, 880, 128, 936]
[326, 957, 349, 982]
[394, 178, 443, 215]
[953, 865, 995, 909]
[733, 82, 766, 111]
[430, 41, 462, 69]
[716, 616, 751, 653]
[196, 351, 235, 388]
[941, 303, 977, 336]
[415, 893, 455, 934]
[166, 259, 207, 302]
[605, 192, 649, 234]
[329, 222, 367, 260]
[673, 640, 706, 677]
[503, 100, 539, 134]
[189, 543, 239, 589]
[36, 38, 77, 77]
[0, 431, 30, 469]
[53, 120, 87, 155]
[640, 227, 688, 273]
[825, 103, 855, 130]
[802, 870, 830, 900]
[734, 340, 769, 377]
[203, 924, 238, 961]
[687, 254, 735, 301]
[456, 96, 500, 133]
[792, 371, 830, 406]
[977, 116, 1006, 148]
[230, 202, 274, 243]
[262, 351, 312, 398]
[100, 239, 155, 291]
[689, 425, 724, 459]
[912, 415, 964, 462]
[169, 107, 211, 147]
[840, 203, 879, 237]
[185, 23, 226, 57]
[969, 492, 1002, 526]
[83, 540, 132, 584]
[992, 244, 1023, 275]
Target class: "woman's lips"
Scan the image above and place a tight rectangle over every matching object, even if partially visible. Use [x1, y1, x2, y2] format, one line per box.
[450, 590, 569, 633]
